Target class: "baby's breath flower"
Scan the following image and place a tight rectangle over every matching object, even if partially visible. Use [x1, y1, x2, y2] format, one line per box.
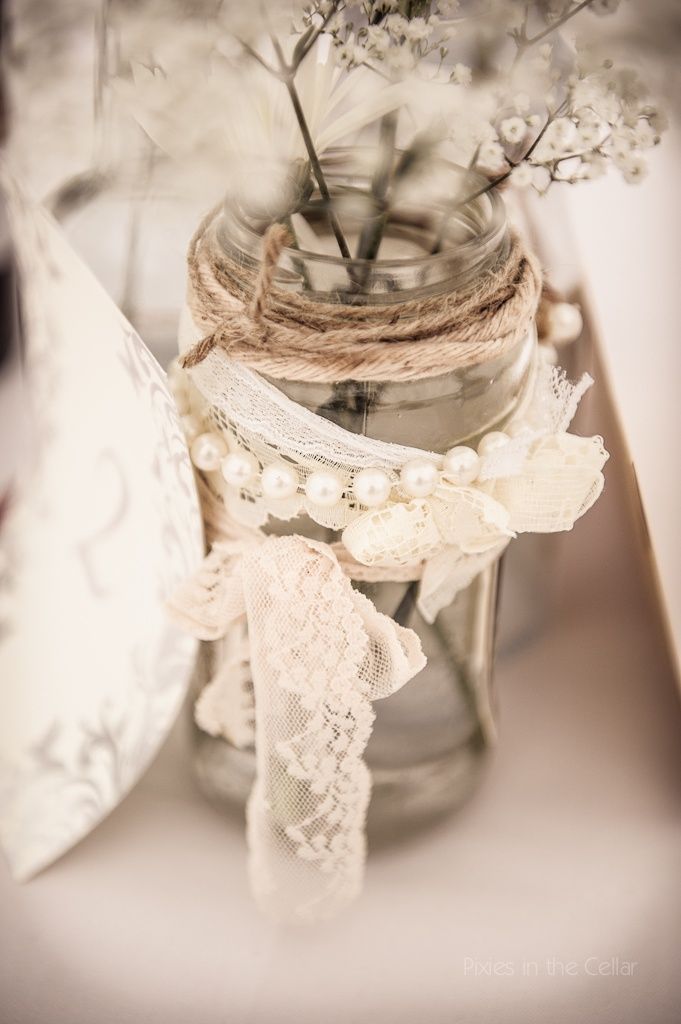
[575, 109, 604, 147]
[633, 119, 657, 150]
[609, 125, 635, 162]
[500, 116, 526, 144]
[549, 117, 578, 149]
[365, 25, 390, 56]
[580, 152, 608, 180]
[478, 140, 506, 173]
[450, 63, 472, 86]
[385, 14, 410, 39]
[403, 17, 431, 43]
[510, 162, 534, 187]
[618, 152, 647, 184]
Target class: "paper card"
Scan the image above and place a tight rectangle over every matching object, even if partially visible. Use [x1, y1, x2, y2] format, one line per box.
[0, 200, 204, 880]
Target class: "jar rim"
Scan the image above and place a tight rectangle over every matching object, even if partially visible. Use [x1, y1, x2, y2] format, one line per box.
[221, 153, 508, 272]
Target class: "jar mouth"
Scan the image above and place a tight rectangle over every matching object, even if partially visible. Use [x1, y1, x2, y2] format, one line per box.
[217, 151, 509, 301]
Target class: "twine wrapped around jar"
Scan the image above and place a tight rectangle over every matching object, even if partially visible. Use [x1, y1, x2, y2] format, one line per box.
[180, 214, 544, 382]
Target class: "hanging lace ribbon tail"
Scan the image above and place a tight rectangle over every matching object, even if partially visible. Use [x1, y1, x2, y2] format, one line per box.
[194, 620, 255, 748]
[166, 542, 246, 641]
[240, 535, 425, 923]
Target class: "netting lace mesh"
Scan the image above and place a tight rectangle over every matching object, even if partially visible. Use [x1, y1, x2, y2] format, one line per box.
[241, 537, 425, 921]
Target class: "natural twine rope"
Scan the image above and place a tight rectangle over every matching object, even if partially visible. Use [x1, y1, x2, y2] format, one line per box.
[180, 209, 543, 383]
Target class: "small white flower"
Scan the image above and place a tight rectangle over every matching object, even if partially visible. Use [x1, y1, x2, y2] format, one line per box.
[386, 14, 410, 38]
[403, 17, 431, 43]
[581, 153, 608, 180]
[575, 109, 604, 147]
[327, 11, 345, 34]
[363, 26, 389, 56]
[450, 63, 472, 86]
[437, 0, 460, 15]
[619, 152, 647, 184]
[633, 119, 657, 150]
[478, 140, 506, 172]
[336, 41, 356, 68]
[500, 116, 526, 144]
[531, 136, 560, 163]
[609, 126, 635, 163]
[549, 117, 578, 149]
[510, 162, 534, 188]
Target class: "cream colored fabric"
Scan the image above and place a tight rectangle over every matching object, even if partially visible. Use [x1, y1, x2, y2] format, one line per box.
[169, 535, 425, 922]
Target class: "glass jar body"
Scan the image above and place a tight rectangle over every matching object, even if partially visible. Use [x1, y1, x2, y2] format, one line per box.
[187, 181, 536, 836]
[189, 314, 535, 835]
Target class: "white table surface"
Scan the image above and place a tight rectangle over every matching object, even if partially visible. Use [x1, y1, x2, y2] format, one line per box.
[2, 332, 680, 1024]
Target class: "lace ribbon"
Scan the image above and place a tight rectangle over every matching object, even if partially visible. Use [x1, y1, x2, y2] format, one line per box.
[168, 534, 425, 922]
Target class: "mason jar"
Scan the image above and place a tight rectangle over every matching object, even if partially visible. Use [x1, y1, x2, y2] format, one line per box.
[183, 161, 537, 840]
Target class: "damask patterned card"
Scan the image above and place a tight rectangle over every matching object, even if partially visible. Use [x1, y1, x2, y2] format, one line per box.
[0, 201, 204, 881]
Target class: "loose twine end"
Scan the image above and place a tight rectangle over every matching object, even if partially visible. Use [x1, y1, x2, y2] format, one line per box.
[180, 221, 291, 369]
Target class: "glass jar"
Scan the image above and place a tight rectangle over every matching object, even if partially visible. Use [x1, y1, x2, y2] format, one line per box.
[189, 163, 537, 840]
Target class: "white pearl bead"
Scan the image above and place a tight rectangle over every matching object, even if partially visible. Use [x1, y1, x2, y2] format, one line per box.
[400, 458, 439, 498]
[220, 450, 258, 488]
[442, 446, 480, 485]
[352, 468, 392, 508]
[181, 413, 203, 443]
[545, 301, 583, 345]
[190, 431, 228, 472]
[305, 470, 344, 507]
[261, 462, 299, 500]
[477, 431, 511, 457]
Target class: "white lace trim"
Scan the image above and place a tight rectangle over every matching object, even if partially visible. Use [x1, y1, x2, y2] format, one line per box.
[168, 535, 425, 922]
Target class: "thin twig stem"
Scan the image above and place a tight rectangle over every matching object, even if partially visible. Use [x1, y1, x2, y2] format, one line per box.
[293, 1, 342, 70]
[283, 76, 351, 259]
[429, 105, 566, 254]
[354, 111, 397, 263]
[264, 30, 352, 260]
[514, 0, 595, 59]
